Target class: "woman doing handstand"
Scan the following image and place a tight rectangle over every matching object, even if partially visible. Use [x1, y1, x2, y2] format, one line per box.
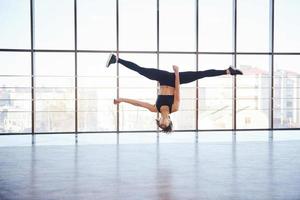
[106, 53, 243, 133]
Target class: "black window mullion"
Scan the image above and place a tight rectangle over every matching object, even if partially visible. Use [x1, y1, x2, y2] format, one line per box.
[30, 0, 35, 144]
[74, 0, 78, 143]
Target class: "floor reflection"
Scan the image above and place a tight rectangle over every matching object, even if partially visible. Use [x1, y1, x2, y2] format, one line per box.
[0, 139, 298, 200]
[156, 143, 174, 200]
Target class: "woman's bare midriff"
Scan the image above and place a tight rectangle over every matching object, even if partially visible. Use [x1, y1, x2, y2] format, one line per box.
[159, 85, 175, 95]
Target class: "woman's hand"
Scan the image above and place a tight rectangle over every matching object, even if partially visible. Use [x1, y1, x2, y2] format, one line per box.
[173, 65, 179, 72]
[113, 98, 122, 104]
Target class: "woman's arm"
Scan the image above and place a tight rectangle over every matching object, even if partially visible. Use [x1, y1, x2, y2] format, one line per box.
[172, 65, 180, 112]
[114, 98, 157, 112]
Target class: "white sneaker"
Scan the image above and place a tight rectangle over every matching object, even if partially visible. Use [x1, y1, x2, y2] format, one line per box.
[106, 53, 116, 68]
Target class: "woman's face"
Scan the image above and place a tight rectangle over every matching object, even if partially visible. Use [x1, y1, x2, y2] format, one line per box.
[159, 117, 170, 128]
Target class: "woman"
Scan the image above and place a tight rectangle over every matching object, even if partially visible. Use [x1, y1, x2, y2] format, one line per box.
[106, 53, 243, 133]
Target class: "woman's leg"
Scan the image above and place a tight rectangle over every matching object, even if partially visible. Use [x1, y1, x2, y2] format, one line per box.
[118, 58, 171, 82]
[179, 69, 227, 84]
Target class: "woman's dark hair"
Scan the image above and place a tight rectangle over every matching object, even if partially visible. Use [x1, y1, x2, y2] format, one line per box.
[156, 118, 173, 134]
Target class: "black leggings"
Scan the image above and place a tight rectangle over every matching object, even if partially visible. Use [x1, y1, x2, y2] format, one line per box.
[118, 58, 226, 87]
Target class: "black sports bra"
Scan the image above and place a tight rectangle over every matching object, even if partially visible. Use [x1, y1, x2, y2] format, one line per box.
[155, 95, 174, 113]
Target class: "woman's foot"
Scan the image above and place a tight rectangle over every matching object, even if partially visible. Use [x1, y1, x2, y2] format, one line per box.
[227, 66, 243, 75]
[106, 53, 117, 68]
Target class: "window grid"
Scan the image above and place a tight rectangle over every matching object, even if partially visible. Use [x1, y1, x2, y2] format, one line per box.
[0, 0, 299, 139]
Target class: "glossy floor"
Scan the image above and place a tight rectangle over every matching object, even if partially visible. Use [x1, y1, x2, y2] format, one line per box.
[0, 140, 300, 200]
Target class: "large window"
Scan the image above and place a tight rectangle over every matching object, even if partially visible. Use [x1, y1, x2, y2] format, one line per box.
[119, 0, 157, 51]
[0, 0, 299, 136]
[198, 55, 233, 129]
[274, 55, 300, 128]
[275, 0, 300, 52]
[77, 53, 117, 131]
[237, 0, 270, 52]
[198, 0, 233, 52]
[160, 0, 196, 51]
[0, 52, 31, 133]
[35, 53, 75, 132]
[236, 55, 271, 129]
[0, 0, 31, 49]
[77, 0, 116, 50]
[34, 0, 74, 49]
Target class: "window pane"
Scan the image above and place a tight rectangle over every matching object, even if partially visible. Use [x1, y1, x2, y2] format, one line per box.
[77, 53, 116, 81]
[160, 54, 196, 130]
[0, 112, 31, 133]
[77, 0, 116, 50]
[119, 0, 156, 51]
[0, 0, 30, 49]
[0, 100, 31, 111]
[35, 53, 75, 132]
[35, 100, 74, 132]
[35, 88, 74, 100]
[119, 54, 157, 131]
[237, 0, 270, 52]
[198, 55, 233, 129]
[36, 100, 74, 111]
[0, 52, 31, 133]
[35, 77, 74, 88]
[34, 53, 74, 75]
[0, 88, 31, 100]
[274, 55, 300, 128]
[34, 0, 74, 49]
[35, 112, 74, 132]
[77, 53, 116, 131]
[198, 0, 233, 52]
[236, 55, 270, 129]
[275, 0, 300, 52]
[0, 52, 31, 75]
[160, 0, 196, 51]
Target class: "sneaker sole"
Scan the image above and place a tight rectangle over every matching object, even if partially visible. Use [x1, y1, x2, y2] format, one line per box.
[106, 53, 114, 68]
[229, 65, 243, 75]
